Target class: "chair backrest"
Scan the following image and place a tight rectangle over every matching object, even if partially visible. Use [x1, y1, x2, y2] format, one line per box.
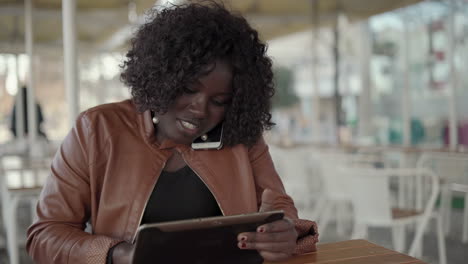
[317, 152, 353, 200]
[0, 155, 49, 190]
[344, 167, 440, 226]
[417, 152, 468, 186]
[316, 151, 379, 201]
[345, 168, 392, 224]
[268, 145, 320, 204]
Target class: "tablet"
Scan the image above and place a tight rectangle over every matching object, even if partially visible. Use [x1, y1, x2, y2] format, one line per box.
[131, 210, 284, 264]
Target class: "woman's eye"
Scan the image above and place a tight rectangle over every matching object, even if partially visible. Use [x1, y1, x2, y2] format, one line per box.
[183, 87, 197, 94]
[212, 99, 231, 107]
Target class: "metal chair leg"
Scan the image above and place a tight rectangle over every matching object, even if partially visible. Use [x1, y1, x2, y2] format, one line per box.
[463, 193, 468, 243]
[392, 225, 405, 252]
[440, 187, 452, 236]
[6, 197, 19, 264]
[436, 214, 448, 264]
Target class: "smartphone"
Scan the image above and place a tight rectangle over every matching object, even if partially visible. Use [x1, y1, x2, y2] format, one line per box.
[191, 122, 223, 150]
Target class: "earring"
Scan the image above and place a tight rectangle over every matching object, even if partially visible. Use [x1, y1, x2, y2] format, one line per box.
[201, 134, 208, 141]
[152, 116, 159, 125]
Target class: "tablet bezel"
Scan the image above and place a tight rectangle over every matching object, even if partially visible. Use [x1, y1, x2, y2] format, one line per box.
[137, 209, 284, 232]
[132, 210, 284, 263]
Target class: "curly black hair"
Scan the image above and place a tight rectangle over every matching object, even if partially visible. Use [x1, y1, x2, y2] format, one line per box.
[121, 1, 275, 147]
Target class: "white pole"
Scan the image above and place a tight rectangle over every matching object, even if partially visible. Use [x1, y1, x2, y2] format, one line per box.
[311, 29, 320, 143]
[25, 0, 38, 143]
[358, 21, 372, 141]
[447, 0, 458, 150]
[62, 0, 79, 128]
[399, 14, 413, 209]
[310, 1, 320, 143]
[14, 54, 25, 139]
[402, 16, 411, 147]
[98, 55, 107, 105]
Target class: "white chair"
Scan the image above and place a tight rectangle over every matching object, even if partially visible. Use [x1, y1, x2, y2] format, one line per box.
[417, 152, 468, 241]
[314, 152, 353, 236]
[446, 183, 468, 243]
[0, 155, 49, 264]
[313, 151, 381, 236]
[344, 167, 446, 264]
[268, 145, 321, 219]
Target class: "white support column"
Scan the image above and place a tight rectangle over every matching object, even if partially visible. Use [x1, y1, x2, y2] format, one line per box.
[311, 28, 320, 143]
[14, 54, 25, 139]
[333, 15, 341, 144]
[310, 1, 320, 143]
[25, 0, 38, 143]
[447, 0, 458, 150]
[358, 21, 372, 141]
[62, 0, 79, 128]
[399, 15, 413, 209]
[402, 16, 411, 147]
[97, 55, 107, 105]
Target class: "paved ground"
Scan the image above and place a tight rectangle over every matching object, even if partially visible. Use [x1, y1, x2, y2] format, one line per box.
[1, 200, 466, 263]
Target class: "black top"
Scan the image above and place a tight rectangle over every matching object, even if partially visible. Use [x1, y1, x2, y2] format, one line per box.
[141, 165, 222, 224]
[107, 166, 222, 263]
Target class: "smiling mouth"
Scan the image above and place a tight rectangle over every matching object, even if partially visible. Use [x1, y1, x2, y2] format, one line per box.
[180, 120, 199, 130]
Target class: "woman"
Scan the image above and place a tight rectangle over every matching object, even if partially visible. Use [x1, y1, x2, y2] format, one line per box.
[27, 2, 318, 263]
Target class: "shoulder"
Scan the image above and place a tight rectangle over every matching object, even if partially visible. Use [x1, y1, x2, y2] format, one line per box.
[227, 136, 269, 161]
[80, 100, 139, 127]
[84, 99, 137, 118]
[75, 99, 143, 140]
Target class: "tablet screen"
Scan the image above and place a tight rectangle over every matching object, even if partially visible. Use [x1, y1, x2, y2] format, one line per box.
[132, 210, 284, 264]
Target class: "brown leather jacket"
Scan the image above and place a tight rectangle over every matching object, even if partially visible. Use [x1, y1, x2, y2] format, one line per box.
[27, 100, 318, 264]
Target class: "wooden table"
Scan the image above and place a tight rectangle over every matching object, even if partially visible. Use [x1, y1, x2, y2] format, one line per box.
[265, 239, 426, 264]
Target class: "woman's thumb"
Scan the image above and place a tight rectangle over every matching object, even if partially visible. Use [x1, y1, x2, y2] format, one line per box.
[259, 189, 276, 212]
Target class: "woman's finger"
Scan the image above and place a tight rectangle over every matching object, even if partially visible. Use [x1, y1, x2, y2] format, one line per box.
[259, 250, 291, 262]
[238, 229, 296, 243]
[238, 241, 295, 253]
[257, 218, 295, 233]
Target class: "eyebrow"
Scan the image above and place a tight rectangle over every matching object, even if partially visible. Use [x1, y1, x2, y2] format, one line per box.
[191, 80, 233, 96]
[216, 92, 233, 96]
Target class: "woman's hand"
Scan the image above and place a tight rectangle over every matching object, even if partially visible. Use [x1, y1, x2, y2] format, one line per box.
[237, 188, 298, 261]
[112, 242, 135, 264]
[237, 218, 298, 261]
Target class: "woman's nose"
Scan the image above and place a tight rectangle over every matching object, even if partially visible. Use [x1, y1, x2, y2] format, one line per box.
[188, 95, 208, 118]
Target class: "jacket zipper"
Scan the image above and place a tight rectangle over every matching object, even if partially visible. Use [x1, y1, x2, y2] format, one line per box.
[132, 162, 166, 242]
[182, 155, 225, 216]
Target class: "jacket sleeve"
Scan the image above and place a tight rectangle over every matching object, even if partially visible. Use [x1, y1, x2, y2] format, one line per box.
[26, 112, 123, 264]
[248, 137, 319, 254]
